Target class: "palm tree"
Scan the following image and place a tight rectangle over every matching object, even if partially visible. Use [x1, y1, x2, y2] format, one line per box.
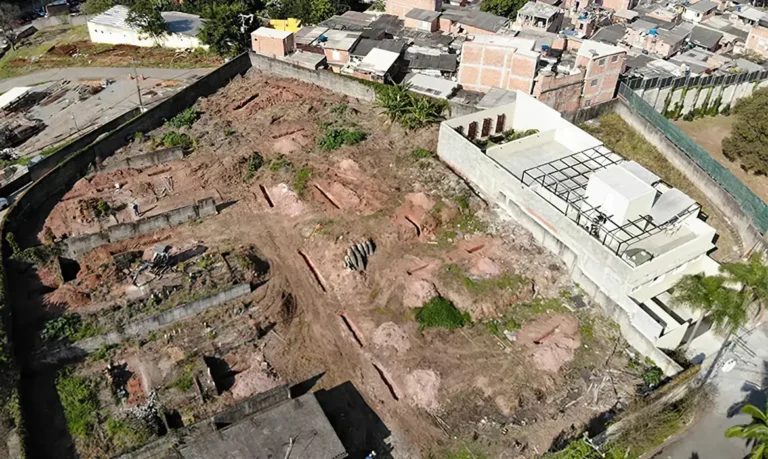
[720, 253, 768, 321]
[673, 274, 731, 350]
[725, 403, 768, 459]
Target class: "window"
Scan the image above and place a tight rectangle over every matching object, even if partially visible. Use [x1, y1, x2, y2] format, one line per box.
[611, 55, 618, 63]
[481, 118, 492, 137]
[468, 121, 478, 140]
[591, 79, 598, 87]
[599, 58, 606, 66]
[495, 114, 506, 133]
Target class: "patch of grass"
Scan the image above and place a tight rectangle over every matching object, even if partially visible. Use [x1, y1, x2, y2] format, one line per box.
[318, 128, 367, 151]
[268, 154, 291, 172]
[56, 371, 99, 439]
[294, 167, 313, 193]
[224, 128, 236, 136]
[502, 128, 540, 142]
[167, 107, 200, 129]
[444, 263, 525, 296]
[411, 148, 433, 159]
[196, 256, 214, 270]
[330, 103, 348, 115]
[104, 415, 154, 453]
[171, 364, 195, 392]
[88, 344, 117, 362]
[443, 445, 489, 459]
[415, 296, 470, 330]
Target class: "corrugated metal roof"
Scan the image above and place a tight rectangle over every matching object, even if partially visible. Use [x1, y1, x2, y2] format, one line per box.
[440, 9, 508, 32]
[405, 8, 441, 22]
[351, 38, 406, 57]
[689, 26, 722, 49]
[357, 48, 400, 74]
[404, 52, 458, 71]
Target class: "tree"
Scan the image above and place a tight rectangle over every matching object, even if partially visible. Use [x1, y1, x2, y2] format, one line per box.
[127, 0, 168, 41]
[198, 2, 257, 57]
[268, 0, 347, 26]
[81, 0, 115, 15]
[0, 4, 21, 50]
[375, 84, 446, 130]
[480, 0, 527, 18]
[725, 404, 768, 459]
[722, 88, 768, 175]
[720, 253, 768, 318]
[672, 274, 732, 350]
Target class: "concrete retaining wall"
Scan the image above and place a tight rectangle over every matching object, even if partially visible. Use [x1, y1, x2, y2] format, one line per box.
[635, 80, 761, 118]
[249, 52, 377, 101]
[100, 146, 183, 173]
[64, 197, 217, 258]
[614, 100, 768, 256]
[38, 283, 252, 365]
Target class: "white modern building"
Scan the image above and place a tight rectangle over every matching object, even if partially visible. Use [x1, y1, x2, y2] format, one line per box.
[437, 91, 720, 376]
[87, 5, 207, 50]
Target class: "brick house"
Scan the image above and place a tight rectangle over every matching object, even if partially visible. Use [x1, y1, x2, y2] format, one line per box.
[457, 35, 540, 93]
[386, 0, 441, 18]
[576, 40, 626, 107]
[251, 27, 295, 58]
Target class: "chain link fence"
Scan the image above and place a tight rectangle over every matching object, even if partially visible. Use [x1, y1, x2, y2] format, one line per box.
[618, 84, 768, 233]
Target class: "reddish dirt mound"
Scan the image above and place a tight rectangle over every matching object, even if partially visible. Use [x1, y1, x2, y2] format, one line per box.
[48, 44, 77, 56]
[517, 313, 580, 373]
[44, 284, 90, 309]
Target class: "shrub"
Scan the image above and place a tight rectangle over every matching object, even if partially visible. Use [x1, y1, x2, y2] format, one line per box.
[167, 107, 200, 129]
[411, 148, 433, 159]
[57, 372, 99, 439]
[375, 84, 446, 129]
[244, 152, 264, 180]
[95, 199, 111, 219]
[502, 129, 539, 142]
[42, 314, 101, 344]
[415, 296, 469, 330]
[642, 366, 664, 388]
[318, 128, 367, 151]
[161, 131, 195, 150]
[294, 167, 313, 193]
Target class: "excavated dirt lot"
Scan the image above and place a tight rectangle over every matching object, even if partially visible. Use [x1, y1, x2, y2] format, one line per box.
[32, 70, 647, 458]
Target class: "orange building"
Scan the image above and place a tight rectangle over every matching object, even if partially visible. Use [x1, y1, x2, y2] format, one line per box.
[746, 22, 768, 58]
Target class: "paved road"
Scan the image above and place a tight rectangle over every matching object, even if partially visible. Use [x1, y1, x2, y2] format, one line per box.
[0, 66, 214, 92]
[655, 324, 768, 459]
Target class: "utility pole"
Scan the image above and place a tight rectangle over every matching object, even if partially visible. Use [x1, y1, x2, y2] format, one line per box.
[133, 63, 145, 112]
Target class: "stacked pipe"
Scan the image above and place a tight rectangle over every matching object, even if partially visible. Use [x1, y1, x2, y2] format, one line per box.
[344, 238, 376, 271]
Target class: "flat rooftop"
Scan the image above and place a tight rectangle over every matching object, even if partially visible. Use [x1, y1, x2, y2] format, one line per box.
[443, 91, 709, 265]
[178, 392, 347, 459]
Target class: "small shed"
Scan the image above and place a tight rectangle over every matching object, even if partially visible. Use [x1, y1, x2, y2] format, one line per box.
[355, 48, 401, 81]
[251, 27, 295, 58]
[46, 0, 69, 16]
[405, 8, 442, 32]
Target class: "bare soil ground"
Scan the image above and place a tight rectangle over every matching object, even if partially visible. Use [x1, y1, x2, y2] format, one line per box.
[31, 70, 646, 458]
[674, 115, 768, 203]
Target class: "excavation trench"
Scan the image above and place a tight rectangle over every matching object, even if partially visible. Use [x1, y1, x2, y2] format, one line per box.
[404, 216, 421, 237]
[233, 93, 259, 110]
[259, 185, 274, 208]
[314, 184, 341, 209]
[297, 250, 327, 292]
[372, 363, 399, 401]
[340, 314, 364, 347]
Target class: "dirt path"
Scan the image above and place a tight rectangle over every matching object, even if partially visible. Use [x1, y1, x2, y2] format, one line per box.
[674, 116, 768, 203]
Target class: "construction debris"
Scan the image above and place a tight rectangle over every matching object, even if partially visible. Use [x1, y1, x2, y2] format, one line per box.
[343, 238, 376, 271]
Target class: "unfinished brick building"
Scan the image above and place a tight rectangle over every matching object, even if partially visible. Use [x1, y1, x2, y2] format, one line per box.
[457, 35, 540, 93]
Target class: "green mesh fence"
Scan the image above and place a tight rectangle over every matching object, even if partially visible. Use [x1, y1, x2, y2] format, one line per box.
[618, 84, 768, 234]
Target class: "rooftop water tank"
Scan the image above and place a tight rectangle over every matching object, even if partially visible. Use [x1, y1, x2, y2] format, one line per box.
[649, 28, 658, 35]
